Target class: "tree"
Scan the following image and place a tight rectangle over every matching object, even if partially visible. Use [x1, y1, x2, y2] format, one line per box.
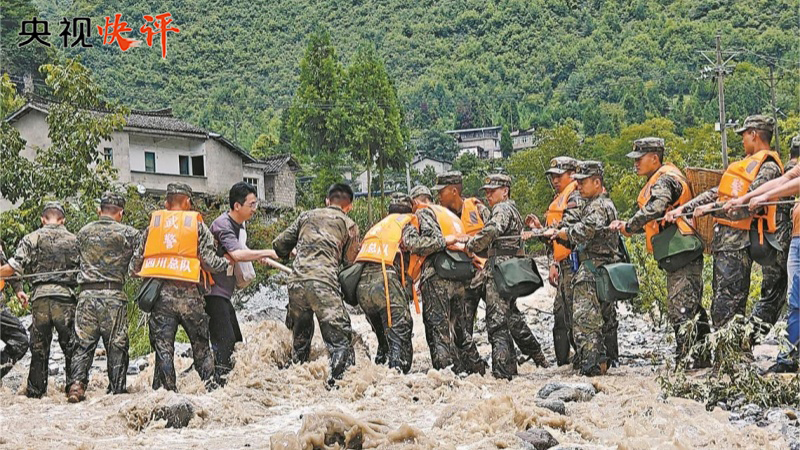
[287, 27, 349, 205]
[251, 133, 280, 159]
[500, 126, 513, 158]
[412, 130, 460, 161]
[343, 45, 408, 219]
[0, 59, 127, 247]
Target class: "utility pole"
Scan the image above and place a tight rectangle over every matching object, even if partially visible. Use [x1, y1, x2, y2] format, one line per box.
[768, 64, 781, 154]
[699, 33, 738, 168]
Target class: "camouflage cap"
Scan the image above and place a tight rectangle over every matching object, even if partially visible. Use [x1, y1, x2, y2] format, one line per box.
[42, 200, 65, 216]
[409, 185, 432, 199]
[166, 182, 193, 197]
[545, 156, 579, 175]
[432, 171, 464, 191]
[735, 115, 775, 134]
[390, 192, 413, 210]
[627, 137, 665, 159]
[791, 135, 800, 150]
[100, 191, 126, 209]
[480, 174, 512, 190]
[572, 161, 604, 180]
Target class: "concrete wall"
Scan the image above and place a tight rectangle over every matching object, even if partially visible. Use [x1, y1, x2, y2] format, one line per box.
[242, 165, 266, 200]
[270, 165, 296, 207]
[204, 139, 244, 195]
[129, 134, 205, 175]
[412, 159, 451, 174]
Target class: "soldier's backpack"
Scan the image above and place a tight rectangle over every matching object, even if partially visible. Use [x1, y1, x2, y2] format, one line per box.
[493, 256, 544, 298]
[651, 223, 704, 272]
[338, 262, 364, 306]
[135, 277, 163, 313]
[584, 237, 640, 303]
[432, 250, 475, 281]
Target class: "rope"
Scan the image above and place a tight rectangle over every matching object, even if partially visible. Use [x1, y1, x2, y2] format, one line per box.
[0, 269, 81, 281]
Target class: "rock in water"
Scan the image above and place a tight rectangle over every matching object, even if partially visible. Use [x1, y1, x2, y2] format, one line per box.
[535, 399, 567, 415]
[151, 396, 195, 429]
[516, 428, 559, 449]
[537, 382, 596, 400]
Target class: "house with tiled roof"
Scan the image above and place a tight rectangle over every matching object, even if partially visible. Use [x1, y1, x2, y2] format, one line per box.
[3, 97, 300, 210]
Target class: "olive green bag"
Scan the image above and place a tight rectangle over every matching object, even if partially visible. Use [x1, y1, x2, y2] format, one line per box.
[135, 277, 163, 313]
[651, 224, 704, 272]
[433, 250, 475, 281]
[493, 257, 544, 298]
[338, 262, 364, 306]
[749, 228, 781, 266]
[584, 237, 640, 303]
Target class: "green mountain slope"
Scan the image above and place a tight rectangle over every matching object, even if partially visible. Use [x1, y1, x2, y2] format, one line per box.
[3, 0, 798, 149]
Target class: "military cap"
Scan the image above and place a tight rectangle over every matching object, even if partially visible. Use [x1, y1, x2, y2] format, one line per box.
[545, 157, 579, 175]
[390, 192, 413, 210]
[480, 174, 512, 190]
[42, 201, 65, 216]
[166, 182, 193, 197]
[735, 115, 775, 134]
[627, 137, 665, 159]
[572, 161, 604, 180]
[100, 191, 126, 209]
[409, 185, 432, 199]
[432, 171, 464, 191]
[791, 135, 800, 150]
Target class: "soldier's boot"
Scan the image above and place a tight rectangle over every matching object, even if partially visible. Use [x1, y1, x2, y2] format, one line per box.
[531, 350, 551, 368]
[67, 382, 86, 403]
[553, 330, 572, 366]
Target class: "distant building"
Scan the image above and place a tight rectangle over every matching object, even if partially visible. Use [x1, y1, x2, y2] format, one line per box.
[511, 128, 536, 151]
[3, 96, 300, 210]
[445, 126, 502, 159]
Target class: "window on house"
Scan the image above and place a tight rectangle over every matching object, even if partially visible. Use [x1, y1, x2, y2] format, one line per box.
[244, 177, 259, 189]
[144, 152, 156, 173]
[103, 147, 113, 163]
[191, 156, 205, 176]
[179, 155, 190, 175]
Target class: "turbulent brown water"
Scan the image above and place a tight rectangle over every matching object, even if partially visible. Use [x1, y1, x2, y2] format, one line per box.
[0, 277, 790, 449]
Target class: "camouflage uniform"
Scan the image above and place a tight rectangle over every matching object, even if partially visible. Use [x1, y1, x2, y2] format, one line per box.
[465, 174, 540, 379]
[562, 162, 623, 375]
[624, 139, 710, 360]
[403, 186, 485, 375]
[0, 247, 27, 380]
[543, 157, 582, 366]
[355, 193, 414, 373]
[273, 204, 360, 381]
[683, 116, 786, 328]
[71, 193, 139, 395]
[7, 202, 80, 397]
[434, 172, 490, 373]
[129, 184, 230, 391]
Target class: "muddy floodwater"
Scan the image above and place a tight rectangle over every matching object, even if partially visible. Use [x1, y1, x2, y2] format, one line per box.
[0, 266, 792, 449]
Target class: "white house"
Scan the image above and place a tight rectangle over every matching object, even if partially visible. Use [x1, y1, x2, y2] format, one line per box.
[352, 155, 452, 193]
[511, 128, 537, 151]
[3, 97, 300, 210]
[445, 126, 503, 159]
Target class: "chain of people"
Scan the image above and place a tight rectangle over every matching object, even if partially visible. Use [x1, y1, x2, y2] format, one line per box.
[1, 114, 799, 403]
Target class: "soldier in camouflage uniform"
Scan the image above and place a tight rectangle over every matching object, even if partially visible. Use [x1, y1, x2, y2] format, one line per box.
[0, 245, 28, 381]
[673, 116, 786, 329]
[68, 193, 140, 402]
[545, 162, 622, 376]
[403, 185, 485, 375]
[610, 139, 710, 365]
[355, 192, 414, 373]
[130, 183, 231, 392]
[272, 183, 360, 385]
[457, 174, 533, 379]
[526, 157, 583, 366]
[0, 202, 79, 397]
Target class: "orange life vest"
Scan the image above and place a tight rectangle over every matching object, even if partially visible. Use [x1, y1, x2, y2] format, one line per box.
[138, 210, 204, 283]
[0, 280, 5, 291]
[545, 181, 578, 262]
[407, 204, 466, 281]
[460, 198, 485, 236]
[716, 150, 783, 232]
[357, 214, 415, 265]
[638, 164, 695, 254]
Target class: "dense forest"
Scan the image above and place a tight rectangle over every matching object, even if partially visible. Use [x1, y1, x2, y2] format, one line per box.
[2, 0, 797, 151]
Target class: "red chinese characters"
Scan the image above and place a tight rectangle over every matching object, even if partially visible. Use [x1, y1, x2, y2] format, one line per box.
[140, 13, 180, 59]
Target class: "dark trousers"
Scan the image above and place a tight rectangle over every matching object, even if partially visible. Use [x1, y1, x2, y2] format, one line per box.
[204, 295, 243, 383]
